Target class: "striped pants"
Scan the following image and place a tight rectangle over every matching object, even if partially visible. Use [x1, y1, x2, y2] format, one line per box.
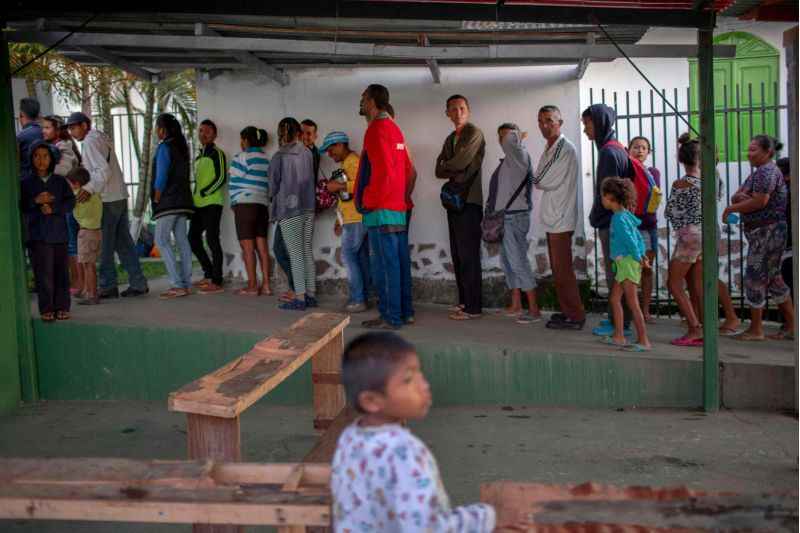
[278, 212, 316, 297]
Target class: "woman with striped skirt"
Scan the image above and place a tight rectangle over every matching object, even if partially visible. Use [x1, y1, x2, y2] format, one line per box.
[270, 117, 317, 311]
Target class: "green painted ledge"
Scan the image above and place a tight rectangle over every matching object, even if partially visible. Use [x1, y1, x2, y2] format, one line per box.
[32, 322, 703, 408]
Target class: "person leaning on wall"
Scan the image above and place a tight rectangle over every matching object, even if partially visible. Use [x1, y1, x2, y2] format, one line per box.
[435, 94, 486, 321]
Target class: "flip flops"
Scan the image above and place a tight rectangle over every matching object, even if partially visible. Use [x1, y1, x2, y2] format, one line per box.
[719, 326, 742, 336]
[600, 336, 629, 348]
[732, 332, 766, 342]
[671, 336, 703, 347]
[622, 343, 652, 352]
[234, 288, 259, 297]
[449, 310, 481, 321]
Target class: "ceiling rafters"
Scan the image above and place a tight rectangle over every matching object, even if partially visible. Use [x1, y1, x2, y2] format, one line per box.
[418, 34, 440, 84]
[193, 22, 288, 86]
[34, 18, 157, 80]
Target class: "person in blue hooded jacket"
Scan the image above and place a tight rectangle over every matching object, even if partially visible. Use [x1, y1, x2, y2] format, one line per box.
[599, 177, 651, 352]
[582, 103, 633, 337]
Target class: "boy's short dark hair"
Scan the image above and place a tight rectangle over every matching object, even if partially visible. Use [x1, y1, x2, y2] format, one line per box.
[601, 176, 637, 212]
[342, 332, 416, 413]
[20, 98, 41, 120]
[301, 119, 318, 131]
[200, 119, 217, 134]
[446, 94, 469, 109]
[67, 167, 91, 186]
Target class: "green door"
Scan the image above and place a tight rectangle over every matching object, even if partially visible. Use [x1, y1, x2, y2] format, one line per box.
[689, 31, 779, 162]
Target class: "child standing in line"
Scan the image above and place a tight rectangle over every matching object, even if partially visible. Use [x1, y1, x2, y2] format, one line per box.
[600, 177, 651, 352]
[331, 332, 496, 532]
[66, 167, 103, 305]
[21, 141, 76, 322]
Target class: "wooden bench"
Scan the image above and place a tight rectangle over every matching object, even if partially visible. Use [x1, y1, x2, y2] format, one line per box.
[168, 312, 350, 532]
[0, 457, 331, 528]
[481, 481, 798, 531]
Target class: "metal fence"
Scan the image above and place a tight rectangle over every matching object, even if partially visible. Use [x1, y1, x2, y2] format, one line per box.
[584, 82, 788, 316]
[95, 112, 196, 215]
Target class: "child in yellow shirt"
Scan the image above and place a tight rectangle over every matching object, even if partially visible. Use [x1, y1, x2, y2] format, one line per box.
[66, 167, 103, 305]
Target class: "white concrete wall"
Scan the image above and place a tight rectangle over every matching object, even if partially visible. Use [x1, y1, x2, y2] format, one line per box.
[197, 65, 584, 283]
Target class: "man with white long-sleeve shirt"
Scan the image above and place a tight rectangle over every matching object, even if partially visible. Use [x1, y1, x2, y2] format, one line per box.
[533, 105, 585, 330]
[66, 112, 148, 298]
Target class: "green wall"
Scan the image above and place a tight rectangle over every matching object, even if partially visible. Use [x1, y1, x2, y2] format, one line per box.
[33, 322, 703, 408]
[0, 33, 36, 415]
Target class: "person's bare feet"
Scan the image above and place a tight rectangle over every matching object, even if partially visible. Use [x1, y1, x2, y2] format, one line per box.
[260, 284, 273, 296]
[719, 319, 742, 335]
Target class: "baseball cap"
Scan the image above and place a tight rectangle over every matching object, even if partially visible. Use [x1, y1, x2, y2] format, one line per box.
[320, 131, 350, 153]
[66, 111, 91, 126]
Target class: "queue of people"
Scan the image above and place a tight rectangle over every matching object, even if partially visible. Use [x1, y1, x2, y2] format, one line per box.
[15, 93, 795, 343]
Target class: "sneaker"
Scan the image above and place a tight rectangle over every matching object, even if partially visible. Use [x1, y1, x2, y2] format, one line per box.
[121, 286, 149, 298]
[549, 313, 567, 323]
[362, 318, 401, 330]
[516, 313, 543, 325]
[345, 302, 367, 313]
[279, 299, 307, 311]
[546, 317, 585, 330]
[98, 288, 119, 299]
[305, 295, 319, 308]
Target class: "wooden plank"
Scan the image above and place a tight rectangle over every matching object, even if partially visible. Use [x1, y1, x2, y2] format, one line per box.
[311, 331, 345, 433]
[169, 313, 349, 418]
[0, 458, 215, 488]
[303, 407, 357, 464]
[0, 485, 330, 526]
[187, 414, 241, 462]
[481, 482, 798, 531]
[0, 458, 333, 527]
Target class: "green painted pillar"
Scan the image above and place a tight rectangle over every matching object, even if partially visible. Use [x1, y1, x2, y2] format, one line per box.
[698, 22, 719, 412]
[0, 31, 38, 413]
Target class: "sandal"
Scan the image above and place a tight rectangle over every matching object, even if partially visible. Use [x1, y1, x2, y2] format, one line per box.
[719, 326, 742, 336]
[279, 299, 307, 311]
[448, 304, 465, 313]
[192, 279, 211, 288]
[623, 343, 652, 352]
[600, 336, 629, 348]
[159, 288, 185, 300]
[449, 310, 481, 321]
[56, 311, 70, 321]
[733, 332, 766, 342]
[671, 336, 703, 347]
[767, 330, 794, 341]
[260, 285, 274, 296]
[279, 292, 296, 303]
[235, 288, 260, 297]
[41, 312, 56, 322]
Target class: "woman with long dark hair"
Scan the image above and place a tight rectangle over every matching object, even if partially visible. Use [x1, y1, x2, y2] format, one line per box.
[271, 117, 316, 310]
[723, 135, 794, 341]
[230, 126, 271, 296]
[151, 113, 194, 299]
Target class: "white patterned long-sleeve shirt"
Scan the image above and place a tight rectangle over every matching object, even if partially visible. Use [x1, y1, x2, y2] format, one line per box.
[331, 422, 496, 533]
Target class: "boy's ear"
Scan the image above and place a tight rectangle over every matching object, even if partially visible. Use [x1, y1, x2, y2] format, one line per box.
[357, 390, 385, 414]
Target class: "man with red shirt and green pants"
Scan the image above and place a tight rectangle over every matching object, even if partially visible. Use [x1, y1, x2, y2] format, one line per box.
[354, 84, 414, 330]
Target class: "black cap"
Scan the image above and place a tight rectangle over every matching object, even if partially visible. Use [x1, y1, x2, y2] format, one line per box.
[66, 111, 91, 126]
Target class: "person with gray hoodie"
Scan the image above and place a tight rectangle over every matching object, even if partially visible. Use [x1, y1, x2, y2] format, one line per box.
[271, 117, 317, 311]
[486, 123, 541, 324]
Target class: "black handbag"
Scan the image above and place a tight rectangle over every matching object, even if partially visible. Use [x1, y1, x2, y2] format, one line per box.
[481, 172, 531, 243]
[440, 167, 480, 213]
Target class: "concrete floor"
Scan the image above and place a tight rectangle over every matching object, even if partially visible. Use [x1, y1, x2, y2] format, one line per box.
[42, 275, 796, 368]
[1, 401, 797, 532]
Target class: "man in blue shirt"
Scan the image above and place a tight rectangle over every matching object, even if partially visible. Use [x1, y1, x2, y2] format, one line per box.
[17, 98, 43, 181]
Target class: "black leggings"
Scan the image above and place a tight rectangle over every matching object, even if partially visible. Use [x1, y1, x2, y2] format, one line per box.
[189, 205, 224, 286]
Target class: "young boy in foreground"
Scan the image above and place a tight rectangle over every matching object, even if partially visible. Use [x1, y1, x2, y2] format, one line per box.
[331, 332, 496, 532]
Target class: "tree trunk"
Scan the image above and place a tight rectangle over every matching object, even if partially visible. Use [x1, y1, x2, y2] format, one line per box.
[98, 72, 114, 145]
[133, 82, 156, 219]
[25, 77, 37, 99]
[80, 69, 92, 117]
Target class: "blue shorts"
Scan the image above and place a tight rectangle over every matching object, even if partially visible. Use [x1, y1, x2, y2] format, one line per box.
[66, 212, 79, 257]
